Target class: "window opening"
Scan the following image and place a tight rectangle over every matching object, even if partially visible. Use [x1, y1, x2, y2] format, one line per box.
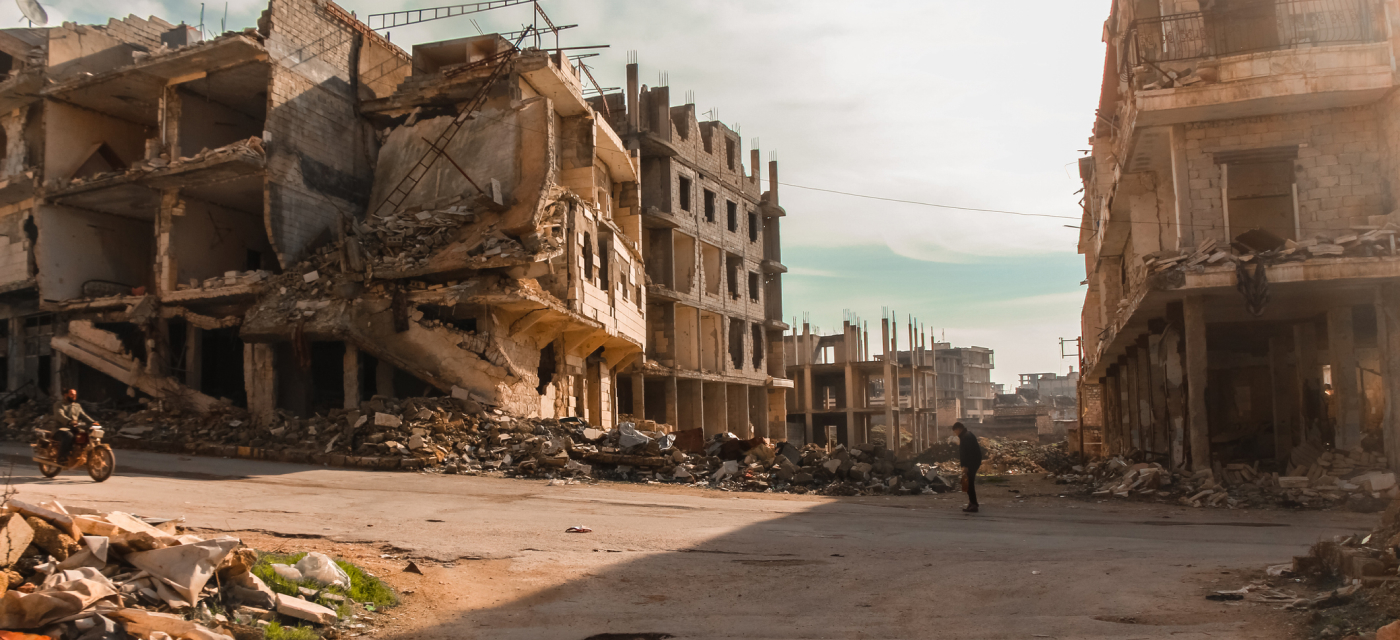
[704, 190, 716, 222]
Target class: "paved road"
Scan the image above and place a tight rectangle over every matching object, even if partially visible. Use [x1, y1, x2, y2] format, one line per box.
[0, 444, 1374, 640]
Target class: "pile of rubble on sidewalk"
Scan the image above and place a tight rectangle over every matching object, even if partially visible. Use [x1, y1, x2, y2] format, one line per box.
[0, 495, 396, 639]
[1204, 495, 1400, 639]
[1051, 446, 1396, 509]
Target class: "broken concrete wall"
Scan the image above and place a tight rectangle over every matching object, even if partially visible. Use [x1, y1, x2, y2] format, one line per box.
[43, 100, 150, 181]
[175, 84, 266, 156]
[170, 199, 273, 286]
[0, 107, 30, 179]
[0, 200, 33, 288]
[1183, 106, 1386, 248]
[34, 204, 150, 300]
[260, 0, 375, 268]
[356, 34, 409, 101]
[45, 17, 171, 82]
[366, 102, 534, 221]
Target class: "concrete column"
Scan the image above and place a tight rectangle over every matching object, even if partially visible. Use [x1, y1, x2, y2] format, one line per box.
[1125, 347, 1141, 451]
[1163, 331, 1186, 468]
[1103, 369, 1120, 455]
[50, 352, 63, 398]
[881, 319, 895, 450]
[154, 190, 179, 296]
[1169, 123, 1195, 250]
[1134, 337, 1155, 453]
[343, 343, 360, 410]
[244, 343, 276, 427]
[843, 359, 858, 448]
[1147, 330, 1169, 454]
[6, 317, 21, 392]
[1268, 333, 1290, 462]
[1294, 321, 1319, 448]
[376, 358, 394, 397]
[185, 327, 203, 392]
[1379, 285, 1400, 469]
[1184, 296, 1211, 471]
[1329, 305, 1363, 450]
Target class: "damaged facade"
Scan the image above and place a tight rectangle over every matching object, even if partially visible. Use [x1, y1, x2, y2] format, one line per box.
[1079, 0, 1400, 472]
[783, 314, 937, 453]
[587, 61, 792, 439]
[0, 0, 648, 428]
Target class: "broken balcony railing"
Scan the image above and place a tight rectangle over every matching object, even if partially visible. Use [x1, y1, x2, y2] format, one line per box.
[1130, 0, 1382, 65]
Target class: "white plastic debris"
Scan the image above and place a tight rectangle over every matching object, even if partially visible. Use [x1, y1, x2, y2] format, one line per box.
[294, 551, 350, 588]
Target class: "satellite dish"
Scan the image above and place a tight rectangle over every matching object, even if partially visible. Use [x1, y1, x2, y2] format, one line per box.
[16, 0, 47, 26]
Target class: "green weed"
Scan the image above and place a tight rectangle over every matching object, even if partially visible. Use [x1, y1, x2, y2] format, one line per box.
[250, 551, 398, 616]
[263, 622, 319, 640]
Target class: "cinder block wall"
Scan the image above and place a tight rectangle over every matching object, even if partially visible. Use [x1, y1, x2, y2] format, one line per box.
[1183, 105, 1387, 246]
[261, 0, 375, 267]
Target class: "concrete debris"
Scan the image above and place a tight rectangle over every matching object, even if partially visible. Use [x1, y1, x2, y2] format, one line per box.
[1144, 223, 1400, 291]
[1053, 447, 1393, 509]
[10, 393, 1075, 496]
[0, 497, 390, 637]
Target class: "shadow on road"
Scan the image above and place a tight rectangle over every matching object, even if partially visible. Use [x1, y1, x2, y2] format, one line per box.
[374, 491, 1354, 640]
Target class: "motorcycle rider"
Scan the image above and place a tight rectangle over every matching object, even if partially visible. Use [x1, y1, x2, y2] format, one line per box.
[53, 388, 95, 463]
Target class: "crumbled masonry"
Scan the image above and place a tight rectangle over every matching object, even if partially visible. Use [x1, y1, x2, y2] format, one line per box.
[1054, 447, 1394, 510]
[0, 497, 393, 638]
[1, 397, 1070, 496]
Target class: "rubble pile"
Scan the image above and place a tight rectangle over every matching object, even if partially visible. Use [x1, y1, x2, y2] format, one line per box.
[176, 269, 269, 292]
[917, 437, 1074, 476]
[0, 394, 981, 495]
[1144, 221, 1400, 288]
[346, 186, 575, 274]
[1055, 450, 1396, 509]
[49, 136, 267, 191]
[0, 497, 393, 639]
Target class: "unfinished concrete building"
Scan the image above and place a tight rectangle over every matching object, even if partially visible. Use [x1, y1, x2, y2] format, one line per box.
[932, 344, 995, 424]
[587, 61, 791, 439]
[1079, 0, 1400, 471]
[783, 314, 936, 453]
[0, 0, 644, 429]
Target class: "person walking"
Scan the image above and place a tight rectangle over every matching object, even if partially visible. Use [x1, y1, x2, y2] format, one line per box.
[952, 422, 982, 513]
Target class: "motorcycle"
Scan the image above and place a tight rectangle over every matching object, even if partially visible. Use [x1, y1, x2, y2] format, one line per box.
[32, 421, 115, 482]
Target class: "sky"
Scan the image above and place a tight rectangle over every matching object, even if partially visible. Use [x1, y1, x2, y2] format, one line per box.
[37, 0, 1109, 388]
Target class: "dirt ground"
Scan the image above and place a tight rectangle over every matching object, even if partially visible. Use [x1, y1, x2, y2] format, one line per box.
[3, 445, 1381, 639]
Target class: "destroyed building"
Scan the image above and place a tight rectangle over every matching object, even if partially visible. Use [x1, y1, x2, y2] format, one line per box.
[0, 0, 645, 428]
[932, 343, 995, 424]
[588, 61, 791, 439]
[783, 314, 937, 452]
[1078, 0, 1400, 471]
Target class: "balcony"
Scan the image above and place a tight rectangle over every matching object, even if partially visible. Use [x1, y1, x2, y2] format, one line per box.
[1127, 0, 1391, 126]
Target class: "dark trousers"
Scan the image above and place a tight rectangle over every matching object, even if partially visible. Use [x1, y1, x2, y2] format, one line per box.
[55, 428, 75, 462]
[964, 463, 980, 506]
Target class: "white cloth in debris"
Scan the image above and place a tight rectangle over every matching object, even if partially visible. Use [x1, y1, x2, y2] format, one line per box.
[125, 536, 241, 605]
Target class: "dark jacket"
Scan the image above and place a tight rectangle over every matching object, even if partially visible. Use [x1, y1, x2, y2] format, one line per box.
[958, 429, 983, 469]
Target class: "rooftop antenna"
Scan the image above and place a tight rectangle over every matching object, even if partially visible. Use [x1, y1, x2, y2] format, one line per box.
[658, 71, 668, 87]
[221, 2, 228, 33]
[198, 3, 206, 39]
[470, 18, 483, 34]
[627, 50, 637, 65]
[684, 90, 694, 105]
[16, 0, 47, 26]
